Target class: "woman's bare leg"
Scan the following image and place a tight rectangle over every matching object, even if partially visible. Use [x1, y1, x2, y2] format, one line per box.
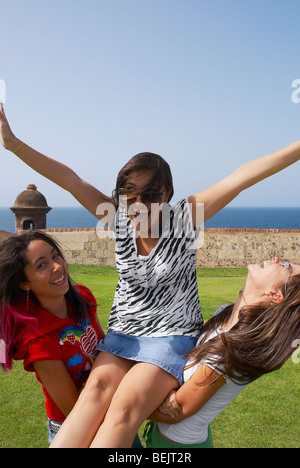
[90, 363, 179, 448]
[50, 352, 134, 448]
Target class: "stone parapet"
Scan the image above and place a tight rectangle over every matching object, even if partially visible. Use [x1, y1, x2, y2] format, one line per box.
[197, 228, 299, 268]
[44, 227, 299, 268]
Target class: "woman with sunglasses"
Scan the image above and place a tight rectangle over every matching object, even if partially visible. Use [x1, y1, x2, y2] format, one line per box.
[0, 102, 299, 447]
[146, 258, 300, 448]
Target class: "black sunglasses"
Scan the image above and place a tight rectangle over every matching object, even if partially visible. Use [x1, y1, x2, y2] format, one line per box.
[113, 188, 167, 205]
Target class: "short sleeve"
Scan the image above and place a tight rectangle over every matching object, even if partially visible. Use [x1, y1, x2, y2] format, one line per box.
[200, 354, 232, 383]
[23, 333, 62, 372]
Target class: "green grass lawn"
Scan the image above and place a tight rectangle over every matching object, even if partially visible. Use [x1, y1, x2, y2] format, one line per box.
[0, 266, 299, 448]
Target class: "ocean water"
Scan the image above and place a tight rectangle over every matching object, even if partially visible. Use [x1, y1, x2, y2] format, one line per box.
[0, 206, 299, 233]
[206, 206, 300, 229]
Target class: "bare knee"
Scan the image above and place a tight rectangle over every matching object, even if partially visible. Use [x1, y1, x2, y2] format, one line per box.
[81, 373, 116, 403]
[102, 396, 139, 434]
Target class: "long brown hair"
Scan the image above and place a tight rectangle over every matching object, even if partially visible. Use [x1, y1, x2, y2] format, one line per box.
[186, 274, 300, 384]
[0, 231, 89, 370]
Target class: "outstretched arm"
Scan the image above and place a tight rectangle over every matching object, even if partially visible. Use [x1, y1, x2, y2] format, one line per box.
[189, 141, 300, 226]
[0, 102, 114, 221]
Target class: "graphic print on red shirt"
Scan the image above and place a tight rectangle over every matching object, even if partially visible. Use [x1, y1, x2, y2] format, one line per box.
[13, 285, 103, 421]
[59, 319, 100, 381]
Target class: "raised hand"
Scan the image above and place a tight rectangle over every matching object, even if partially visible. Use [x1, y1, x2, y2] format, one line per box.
[0, 102, 20, 151]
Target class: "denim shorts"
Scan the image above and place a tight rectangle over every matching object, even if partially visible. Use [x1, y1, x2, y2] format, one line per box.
[97, 332, 197, 385]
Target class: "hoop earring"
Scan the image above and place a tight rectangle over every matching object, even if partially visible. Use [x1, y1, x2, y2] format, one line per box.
[27, 290, 30, 314]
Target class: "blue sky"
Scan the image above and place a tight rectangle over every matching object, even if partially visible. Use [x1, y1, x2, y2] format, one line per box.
[0, 0, 299, 208]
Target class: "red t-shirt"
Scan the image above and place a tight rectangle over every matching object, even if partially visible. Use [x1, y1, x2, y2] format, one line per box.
[13, 285, 103, 422]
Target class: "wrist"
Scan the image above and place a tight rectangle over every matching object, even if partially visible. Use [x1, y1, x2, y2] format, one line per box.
[6, 136, 22, 152]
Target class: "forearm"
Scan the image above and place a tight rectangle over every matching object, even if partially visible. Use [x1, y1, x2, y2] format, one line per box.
[33, 360, 80, 417]
[7, 137, 80, 194]
[5, 136, 110, 218]
[150, 367, 226, 427]
[148, 409, 184, 424]
[233, 140, 300, 192]
[191, 140, 300, 223]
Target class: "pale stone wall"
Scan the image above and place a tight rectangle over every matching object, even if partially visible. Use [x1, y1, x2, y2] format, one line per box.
[197, 228, 299, 268]
[44, 227, 299, 268]
[46, 228, 116, 267]
[0, 230, 13, 243]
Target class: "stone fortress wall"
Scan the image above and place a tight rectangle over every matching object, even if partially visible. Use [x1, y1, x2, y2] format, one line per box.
[7, 184, 298, 268]
[45, 227, 299, 268]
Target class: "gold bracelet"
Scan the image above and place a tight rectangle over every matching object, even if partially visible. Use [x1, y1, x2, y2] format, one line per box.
[13, 142, 25, 154]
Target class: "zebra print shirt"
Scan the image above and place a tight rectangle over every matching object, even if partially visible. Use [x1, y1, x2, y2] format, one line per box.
[107, 199, 203, 338]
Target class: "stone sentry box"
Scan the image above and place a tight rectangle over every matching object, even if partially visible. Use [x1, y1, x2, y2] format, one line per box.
[10, 184, 52, 233]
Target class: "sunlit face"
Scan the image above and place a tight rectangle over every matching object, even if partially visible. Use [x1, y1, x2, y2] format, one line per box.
[21, 240, 69, 302]
[247, 256, 300, 298]
[121, 171, 171, 235]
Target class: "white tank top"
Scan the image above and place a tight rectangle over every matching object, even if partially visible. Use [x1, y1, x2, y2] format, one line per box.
[158, 315, 249, 444]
